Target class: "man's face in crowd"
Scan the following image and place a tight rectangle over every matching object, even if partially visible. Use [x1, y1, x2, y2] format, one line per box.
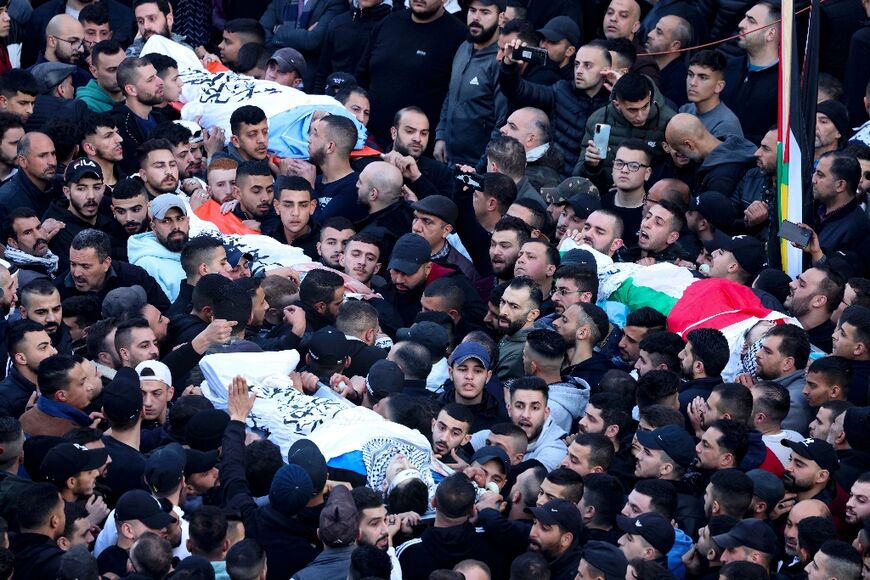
[814, 113, 840, 150]
[449, 358, 490, 403]
[341, 240, 381, 285]
[695, 426, 727, 469]
[0, 90, 35, 122]
[557, 205, 585, 240]
[59, 362, 94, 410]
[343, 92, 370, 127]
[832, 320, 864, 359]
[129, 64, 164, 106]
[274, 188, 315, 234]
[236, 174, 274, 220]
[499, 285, 534, 335]
[171, 141, 197, 179]
[308, 120, 332, 167]
[510, 388, 549, 441]
[233, 120, 269, 161]
[574, 46, 608, 92]
[135, 1, 172, 41]
[855, 158, 870, 196]
[552, 303, 583, 345]
[560, 441, 595, 476]
[85, 124, 124, 163]
[783, 452, 823, 493]
[124, 327, 160, 367]
[737, 4, 773, 51]
[9, 216, 49, 256]
[431, 409, 470, 456]
[489, 230, 521, 278]
[612, 146, 651, 191]
[20, 134, 57, 182]
[514, 241, 553, 285]
[686, 65, 724, 104]
[551, 278, 590, 317]
[409, 0, 444, 19]
[846, 481, 870, 524]
[112, 194, 149, 234]
[581, 210, 621, 256]
[50, 19, 85, 63]
[603, 0, 640, 39]
[500, 109, 537, 149]
[264, 63, 302, 87]
[634, 443, 670, 478]
[392, 111, 430, 158]
[528, 520, 568, 559]
[540, 36, 574, 67]
[645, 15, 681, 54]
[639, 204, 678, 252]
[614, 92, 653, 128]
[465, 1, 500, 45]
[158, 67, 182, 103]
[390, 263, 430, 294]
[317, 226, 354, 269]
[618, 325, 647, 363]
[539, 477, 573, 507]
[754, 130, 778, 176]
[785, 268, 823, 318]
[82, 20, 112, 53]
[65, 178, 105, 221]
[755, 334, 789, 380]
[141, 379, 173, 421]
[69, 247, 111, 292]
[91, 50, 124, 95]
[152, 208, 189, 252]
[21, 289, 62, 336]
[0, 126, 23, 168]
[358, 505, 390, 551]
[578, 403, 608, 436]
[812, 156, 843, 206]
[412, 211, 450, 251]
[808, 407, 837, 440]
[208, 168, 236, 203]
[140, 149, 179, 194]
[218, 30, 246, 66]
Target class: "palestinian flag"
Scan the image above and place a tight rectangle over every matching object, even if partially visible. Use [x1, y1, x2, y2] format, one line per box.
[776, 0, 820, 277]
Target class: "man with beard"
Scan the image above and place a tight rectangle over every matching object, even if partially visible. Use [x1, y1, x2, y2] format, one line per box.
[137, 139, 179, 199]
[19, 279, 73, 354]
[126, 0, 191, 58]
[2, 208, 62, 286]
[380, 107, 453, 198]
[114, 57, 165, 175]
[305, 115, 363, 224]
[781, 438, 839, 505]
[845, 474, 870, 527]
[677, 328, 727, 416]
[514, 240, 558, 300]
[629, 199, 689, 264]
[525, 500, 584, 580]
[495, 276, 541, 381]
[44, 158, 113, 273]
[151, 122, 199, 181]
[814, 100, 849, 162]
[81, 112, 125, 188]
[79, 40, 127, 114]
[578, 209, 625, 257]
[780, 499, 832, 574]
[108, 178, 150, 261]
[784, 265, 843, 353]
[810, 151, 869, 256]
[230, 160, 278, 233]
[0, 112, 23, 183]
[431, 403, 473, 466]
[578, 392, 636, 482]
[735, 127, 777, 240]
[385, 233, 487, 328]
[554, 303, 614, 391]
[352, 487, 404, 579]
[0, 320, 57, 417]
[317, 216, 355, 270]
[0, 132, 59, 223]
[128, 194, 189, 302]
[616, 307, 666, 371]
[31, 15, 91, 88]
[489, 216, 530, 285]
[472, 377, 567, 471]
[434, 0, 505, 166]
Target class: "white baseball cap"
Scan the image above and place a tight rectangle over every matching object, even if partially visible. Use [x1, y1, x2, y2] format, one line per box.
[136, 360, 173, 387]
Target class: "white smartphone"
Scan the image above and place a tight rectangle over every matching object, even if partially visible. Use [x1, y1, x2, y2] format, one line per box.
[593, 123, 611, 161]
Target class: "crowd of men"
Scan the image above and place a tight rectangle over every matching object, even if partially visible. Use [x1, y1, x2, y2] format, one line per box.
[0, 0, 865, 578]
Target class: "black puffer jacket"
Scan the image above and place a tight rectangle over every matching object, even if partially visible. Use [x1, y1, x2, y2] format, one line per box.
[500, 62, 610, 176]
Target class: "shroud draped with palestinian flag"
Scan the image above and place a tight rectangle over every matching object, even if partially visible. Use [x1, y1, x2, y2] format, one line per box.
[776, 0, 821, 277]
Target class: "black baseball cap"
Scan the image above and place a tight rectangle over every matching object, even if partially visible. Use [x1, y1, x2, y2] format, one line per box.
[365, 359, 405, 403]
[781, 437, 839, 473]
[64, 157, 103, 184]
[526, 499, 584, 538]
[308, 326, 350, 367]
[41, 442, 109, 482]
[635, 425, 696, 468]
[616, 512, 676, 555]
[184, 448, 218, 477]
[388, 233, 431, 274]
[471, 445, 511, 476]
[582, 541, 628, 580]
[287, 439, 327, 495]
[565, 193, 602, 220]
[712, 518, 777, 555]
[538, 16, 581, 46]
[396, 321, 449, 360]
[102, 367, 142, 424]
[144, 443, 186, 495]
[704, 235, 767, 280]
[688, 191, 736, 231]
[412, 195, 458, 227]
[115, 489, 177, 529]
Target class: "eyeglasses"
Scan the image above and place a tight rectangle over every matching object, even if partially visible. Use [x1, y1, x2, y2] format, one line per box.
[553, 288, 586, 296]
[614, 160, 650, 173]
[51, 35, 84, 49]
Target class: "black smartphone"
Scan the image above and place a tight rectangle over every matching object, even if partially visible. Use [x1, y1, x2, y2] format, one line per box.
[778, 220, 812, 247]
[511, 46, 548, 66]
